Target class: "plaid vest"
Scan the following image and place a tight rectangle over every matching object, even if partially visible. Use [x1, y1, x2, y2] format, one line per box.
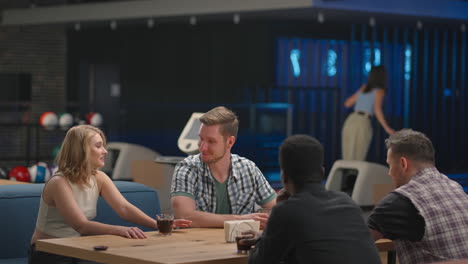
[393, 167, 468, 264]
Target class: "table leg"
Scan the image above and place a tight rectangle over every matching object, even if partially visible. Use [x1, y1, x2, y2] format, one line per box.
[387, 250, 396, 264]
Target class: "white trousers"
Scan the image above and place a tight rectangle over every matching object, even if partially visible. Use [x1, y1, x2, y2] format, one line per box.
[341, 112, 373, 161]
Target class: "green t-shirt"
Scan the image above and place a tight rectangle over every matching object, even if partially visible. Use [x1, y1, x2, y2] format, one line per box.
[212, 176, 231, 214]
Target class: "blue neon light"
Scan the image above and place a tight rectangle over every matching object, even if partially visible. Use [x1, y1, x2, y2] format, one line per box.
[374, 49, 381, 66]
[404, 46, 412, 81]
[444, 88, 452, 97]
[327, 49, 337, 77]
[290, 49, 301, 78]
[364, 48, 381, 74]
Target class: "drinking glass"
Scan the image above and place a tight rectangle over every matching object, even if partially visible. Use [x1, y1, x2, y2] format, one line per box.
[156, 213, 174, 236]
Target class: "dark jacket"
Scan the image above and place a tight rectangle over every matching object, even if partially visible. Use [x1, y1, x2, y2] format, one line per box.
[249, 183, 380, 264]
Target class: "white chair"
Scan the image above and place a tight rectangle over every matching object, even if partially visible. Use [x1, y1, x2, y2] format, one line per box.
[102, 142, 159, 180]
[325, 160, 393, 206]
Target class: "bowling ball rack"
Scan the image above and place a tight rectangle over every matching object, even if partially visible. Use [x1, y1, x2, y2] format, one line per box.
[0, 123, 64, 167]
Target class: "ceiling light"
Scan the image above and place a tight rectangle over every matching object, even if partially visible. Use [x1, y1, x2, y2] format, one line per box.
[110, 20, 117, 30]
[369, 17, 376, 27]
[233, 13, 240, 25]
[317, 12, 325, 24]
[417, 20, 423, 30]
[147, 18, 155, 28]
[189, 16, 197, 26]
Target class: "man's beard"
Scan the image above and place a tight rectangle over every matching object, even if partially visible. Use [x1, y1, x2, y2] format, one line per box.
[202, 147, 227, 164]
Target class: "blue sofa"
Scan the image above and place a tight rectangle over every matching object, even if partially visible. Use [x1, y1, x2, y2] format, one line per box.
[0, 181, 161, 264]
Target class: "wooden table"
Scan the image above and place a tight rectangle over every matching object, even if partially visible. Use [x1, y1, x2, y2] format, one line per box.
[36, 228, 395, 264]
[37, 228, 247, 264]
[0, 179, 30, 185]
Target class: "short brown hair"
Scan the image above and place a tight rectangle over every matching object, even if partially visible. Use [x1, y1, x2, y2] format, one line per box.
[385, 129, 435, 164]
[200, 106, 239, 138]
[56, 125, 106, 186]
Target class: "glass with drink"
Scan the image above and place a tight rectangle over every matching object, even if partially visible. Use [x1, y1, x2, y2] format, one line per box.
[156, 213, 174, 236]
[235, 232, 256, 254]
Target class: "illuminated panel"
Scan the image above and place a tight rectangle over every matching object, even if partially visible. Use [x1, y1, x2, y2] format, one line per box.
[327, 49, 337, 77]
[364, 47, 381, 75]
[290, 49, 301, 78]
[404, 45, 412, 81]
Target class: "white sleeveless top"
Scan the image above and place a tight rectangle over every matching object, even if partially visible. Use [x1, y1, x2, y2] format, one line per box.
[36, 175, 99, 237]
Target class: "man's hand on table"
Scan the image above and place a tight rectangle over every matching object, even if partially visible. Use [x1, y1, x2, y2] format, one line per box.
[174, 219, 192, 228]
[240, 213, 270, 229]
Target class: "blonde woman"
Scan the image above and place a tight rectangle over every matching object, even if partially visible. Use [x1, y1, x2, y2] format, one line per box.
[29, 125, 191, 263]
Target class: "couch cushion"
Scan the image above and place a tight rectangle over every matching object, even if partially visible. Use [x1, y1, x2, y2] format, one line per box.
[0, 181, 160, 259]
[0, 184, 42, 260]
[94, 181, 160, 230]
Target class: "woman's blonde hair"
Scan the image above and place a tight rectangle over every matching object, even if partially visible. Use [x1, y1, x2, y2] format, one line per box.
[55, 125, 106, 186]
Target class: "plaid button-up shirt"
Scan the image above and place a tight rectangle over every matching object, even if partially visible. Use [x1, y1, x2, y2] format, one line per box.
[170, 154, 276, 215]
[394, 167, 468, 264]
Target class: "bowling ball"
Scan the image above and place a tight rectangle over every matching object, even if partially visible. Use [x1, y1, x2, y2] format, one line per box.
[58, 112, 73, 130]
[0, 167, 9, 180]
[86, 112, 103, 127]
[9, 166, 31, 182]
[40, 112, 58, 130]
[52, 145, 61, 160]
[28, 162, 50, 183]
[49, 164, 58, 180]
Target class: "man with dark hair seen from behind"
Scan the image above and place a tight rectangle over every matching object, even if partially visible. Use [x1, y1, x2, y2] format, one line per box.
[171, 106, 276, 228]
[246, 134, 380, 264]
[368, 129, 468, 263]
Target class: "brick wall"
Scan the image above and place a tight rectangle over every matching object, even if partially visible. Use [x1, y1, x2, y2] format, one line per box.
[0, 1, 67, 169]
[0, 24, 66, 117]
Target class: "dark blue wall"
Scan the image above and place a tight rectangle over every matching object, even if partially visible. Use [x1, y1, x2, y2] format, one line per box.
[66, 19, 468, 179]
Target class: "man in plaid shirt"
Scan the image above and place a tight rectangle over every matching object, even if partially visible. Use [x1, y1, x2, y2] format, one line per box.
[171, 106, 277, 228]
[368, 129, 468, 264]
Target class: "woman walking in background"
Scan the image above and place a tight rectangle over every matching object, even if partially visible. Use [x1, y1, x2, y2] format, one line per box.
[342, 65, 395, 161]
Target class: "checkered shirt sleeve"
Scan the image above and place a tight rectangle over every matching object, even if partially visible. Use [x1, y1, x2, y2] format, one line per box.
[170, 156, 200, 198]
